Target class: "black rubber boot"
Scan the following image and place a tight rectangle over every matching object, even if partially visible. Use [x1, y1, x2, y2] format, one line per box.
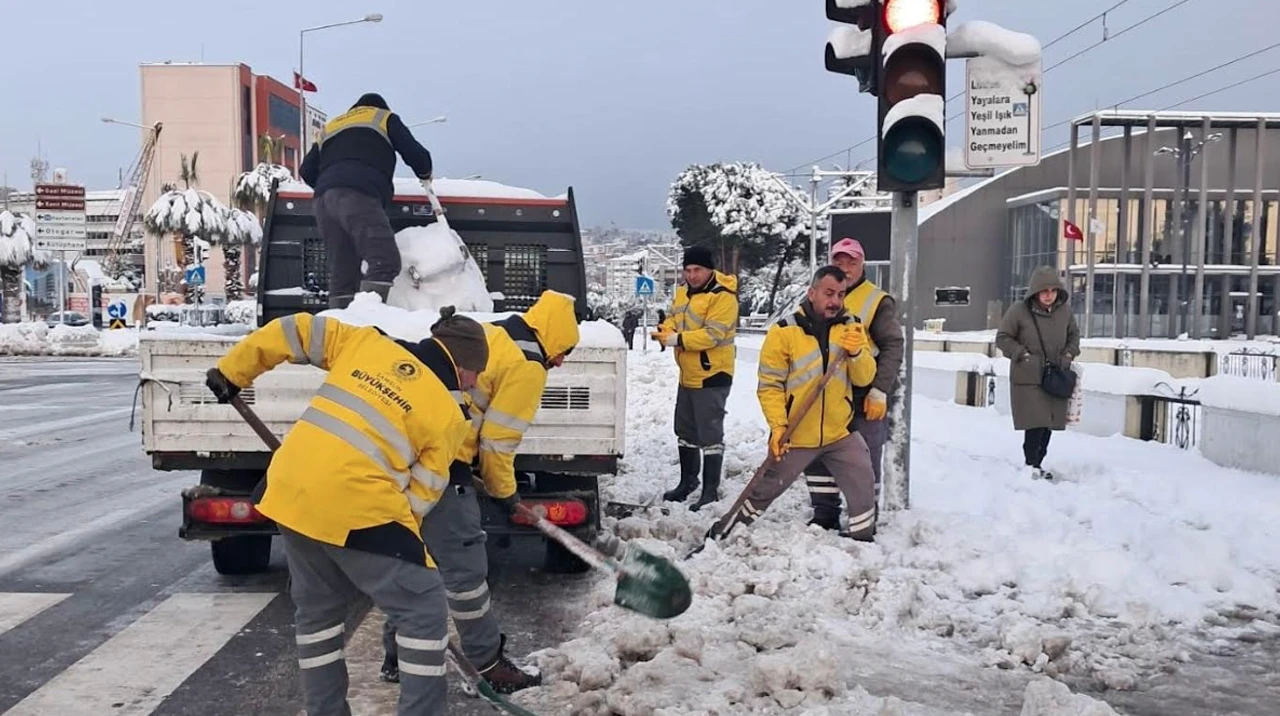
[663, 447, 701, 502]
[690, 450, 722, 512]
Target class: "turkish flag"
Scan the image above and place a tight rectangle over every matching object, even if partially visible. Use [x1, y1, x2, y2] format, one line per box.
[294, 72, 317, 92]
[1063, 219, 1084, 242]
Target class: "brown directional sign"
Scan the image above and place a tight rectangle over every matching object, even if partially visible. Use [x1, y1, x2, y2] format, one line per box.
[35, 183, 86, 197]
[35, 183, 86, 211]
[35, 197, 86, 210]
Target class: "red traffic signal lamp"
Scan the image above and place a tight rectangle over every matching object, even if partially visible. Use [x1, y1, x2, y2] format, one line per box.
[876, 0, 947, 192]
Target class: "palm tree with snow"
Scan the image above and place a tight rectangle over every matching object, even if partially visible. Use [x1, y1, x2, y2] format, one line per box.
[219, 208, 262, 301]
[0, 210, 50, 323]
[143, 161, 230, 304]
[233, 162, 294, 212]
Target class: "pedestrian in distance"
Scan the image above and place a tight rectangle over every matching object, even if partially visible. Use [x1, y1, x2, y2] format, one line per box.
[299, 92, 435, 309]
[652, 245, 739, 511]
[712, 266, 879, 542]
[204, 307, 492, 716]
[622, 310, 639, 350]
[995, 266, 1081, 481]
[380, 291, 581, 695]
[804, 238, 903, 535]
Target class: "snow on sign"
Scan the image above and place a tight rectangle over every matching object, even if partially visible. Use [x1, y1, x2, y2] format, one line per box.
[34, 183, 87, 252]
[964, 55, 1042, 169]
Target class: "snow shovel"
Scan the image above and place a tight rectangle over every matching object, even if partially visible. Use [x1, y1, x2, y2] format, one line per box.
[226, 395, 544, 715]
[689, 345, 851, 557]
[513, 503, 693, 619]
[406, 178, 474, 288]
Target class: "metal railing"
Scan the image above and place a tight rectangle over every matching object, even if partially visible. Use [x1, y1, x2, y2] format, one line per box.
[1137, 383, 1202, 451]
[1218, 349, 1279, 382]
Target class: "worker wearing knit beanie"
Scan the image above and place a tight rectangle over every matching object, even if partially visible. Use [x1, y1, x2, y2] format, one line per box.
[429, 307, 489, 377]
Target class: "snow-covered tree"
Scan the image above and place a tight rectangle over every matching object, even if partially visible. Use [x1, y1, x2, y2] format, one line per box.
[219, 208, 262, 301]
[666, 162, 807, 277]
[234, 163, 294, 210]
[586, 282, 642, 324]
[143, 186, 230, 304]
[0, 210, 39, 323]
[740, 258, 810, 322]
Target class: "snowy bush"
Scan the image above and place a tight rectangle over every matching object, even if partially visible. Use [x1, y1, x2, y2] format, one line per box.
[666, 162, 807, 276]
[222, 299, 256, 325]
[0, 210, 41, 323]
[0, 322, 137, 357]
[233, 163, 294, 208]
[740, 258, 810, 320]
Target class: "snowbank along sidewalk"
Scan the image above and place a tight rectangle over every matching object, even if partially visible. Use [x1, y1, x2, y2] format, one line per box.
[511, 352, 1280, 716]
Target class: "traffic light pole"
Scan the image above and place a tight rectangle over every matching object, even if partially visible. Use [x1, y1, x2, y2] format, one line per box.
[884, 190, 918, 512]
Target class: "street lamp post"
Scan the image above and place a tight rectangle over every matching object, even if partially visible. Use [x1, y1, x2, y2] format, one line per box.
[299, 13, 383, 170]
[1155, 129, 1221, 336]
[406, 116, 447, 129]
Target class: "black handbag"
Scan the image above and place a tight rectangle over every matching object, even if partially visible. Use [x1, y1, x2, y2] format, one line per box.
[1030, 311, 1076, 399]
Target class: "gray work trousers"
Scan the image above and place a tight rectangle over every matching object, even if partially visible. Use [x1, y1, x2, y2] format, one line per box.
[807, 414, 888, 516]
[674, 384, 729, 450]
[724, 432, 876, 540]
[314, 187, 401, 308]
[385, 480, 502, 668]
[279, 526, 448, 716]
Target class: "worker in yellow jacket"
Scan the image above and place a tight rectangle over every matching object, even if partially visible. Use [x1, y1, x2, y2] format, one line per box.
[379, 291, 580, 694]
[652, 245, 739, 511]
[710, 265, 880, 543]
[204, 308, 490, 716]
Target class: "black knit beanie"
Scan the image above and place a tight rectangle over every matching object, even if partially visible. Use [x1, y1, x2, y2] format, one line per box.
[429, 307, 488, 373]
[682, 245, 715, 270]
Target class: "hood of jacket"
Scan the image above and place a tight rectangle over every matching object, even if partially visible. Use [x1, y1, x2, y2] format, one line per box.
[1024, 266, 1068, 307]
[523, 290, 580, 359]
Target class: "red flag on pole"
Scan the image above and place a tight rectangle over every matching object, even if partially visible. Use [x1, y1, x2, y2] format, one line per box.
[294, 72, 317, 92]
[1063, 219, 1084, 241]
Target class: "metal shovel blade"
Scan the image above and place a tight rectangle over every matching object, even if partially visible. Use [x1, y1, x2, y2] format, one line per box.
[612, 544, 693, 619]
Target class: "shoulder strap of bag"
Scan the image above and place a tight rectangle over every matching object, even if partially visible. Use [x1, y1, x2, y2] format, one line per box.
[1029, 309, 1050, 362]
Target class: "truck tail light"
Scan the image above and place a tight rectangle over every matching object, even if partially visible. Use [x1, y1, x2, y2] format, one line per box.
[510, 498, 589, 527]
[189, 497, 266, 524]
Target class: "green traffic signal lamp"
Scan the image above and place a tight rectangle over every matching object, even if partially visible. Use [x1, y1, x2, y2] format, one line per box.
[883, 116, 944, 185]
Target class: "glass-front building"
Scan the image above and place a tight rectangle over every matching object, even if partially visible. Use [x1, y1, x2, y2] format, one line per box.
[1006, 188, 1279, 338]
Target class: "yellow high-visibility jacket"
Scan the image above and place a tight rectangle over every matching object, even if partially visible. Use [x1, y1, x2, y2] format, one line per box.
[660, 271, 739, 388]
[756, 303, 877, 449]
[463, 291, 580, 499]
[216, 313, 471, 568]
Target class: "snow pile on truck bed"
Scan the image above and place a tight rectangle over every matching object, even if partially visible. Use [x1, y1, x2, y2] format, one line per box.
[0, 322, 139, 356]
[510, 351, 1280, 715]
[277, 176, 554, 201]
[386, 222, 494, 313]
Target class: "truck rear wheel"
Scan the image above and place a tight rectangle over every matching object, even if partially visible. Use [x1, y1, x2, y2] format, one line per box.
[544, 539, 590, 574]
[211, 535, 272, 575]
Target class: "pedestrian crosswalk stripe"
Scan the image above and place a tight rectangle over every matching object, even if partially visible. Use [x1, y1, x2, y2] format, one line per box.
[0, 593, 71, 637]
[3, 592, 277, 716]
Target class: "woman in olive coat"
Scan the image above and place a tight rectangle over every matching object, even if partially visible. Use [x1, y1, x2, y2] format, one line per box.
[995, 266, 1081, 480]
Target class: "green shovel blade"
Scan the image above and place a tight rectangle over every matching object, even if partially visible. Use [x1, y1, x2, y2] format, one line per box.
[612, 545, 693, 619]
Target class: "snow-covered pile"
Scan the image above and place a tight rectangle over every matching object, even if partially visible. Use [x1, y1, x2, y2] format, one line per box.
[512, 352, 1280, 714]
[222, 300, 257, 325]
[277, 176, 555, 201]
[387, 223, 493, 313]
[0, 322, 138, 357]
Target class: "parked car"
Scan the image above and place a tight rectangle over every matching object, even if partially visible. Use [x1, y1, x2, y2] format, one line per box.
[45, 311, 91, 327]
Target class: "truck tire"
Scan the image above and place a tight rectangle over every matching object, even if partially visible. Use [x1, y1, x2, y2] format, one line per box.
[544, 539, 590, 574]
[211, 535, 272, 575]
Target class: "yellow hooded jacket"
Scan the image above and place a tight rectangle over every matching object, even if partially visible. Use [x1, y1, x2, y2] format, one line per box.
[215, 313, 471, 568]
[660, 271, 739, 389]
[462, 291, 580, 499]
[756, 303, 877, 449]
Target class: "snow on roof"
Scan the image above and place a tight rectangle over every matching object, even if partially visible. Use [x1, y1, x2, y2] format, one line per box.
[76, 259, 106, 280]
[277, 176, 555, 201]
[882, 94, 945, 135]
[948, 21, 1043, 67]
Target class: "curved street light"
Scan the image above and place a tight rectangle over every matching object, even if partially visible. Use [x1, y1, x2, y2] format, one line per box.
[407, 116, 448, 129]
[298, 13, 383, 166]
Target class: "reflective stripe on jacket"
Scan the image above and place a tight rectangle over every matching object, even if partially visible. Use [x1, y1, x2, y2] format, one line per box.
[756, 304, 877, 449]
[215, 313, 471, 568]
[843, 279, 887, 357]
[316, 106, 391, 148]
[660, 270, 739, 389]
[462, 290, 580, 499]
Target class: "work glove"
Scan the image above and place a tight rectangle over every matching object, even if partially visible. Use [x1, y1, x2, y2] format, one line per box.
[768, 427, 790, 461]
[652, 330, 678, 348]
[205, 367, 241, 404]
[498, 493, 523, 517]
[839, 323, 868, 356]
[863, 388, 888, 421]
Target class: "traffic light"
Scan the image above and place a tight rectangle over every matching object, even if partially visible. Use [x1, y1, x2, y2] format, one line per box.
[876, 0, 947, 192]
[824, 0, 881, 95]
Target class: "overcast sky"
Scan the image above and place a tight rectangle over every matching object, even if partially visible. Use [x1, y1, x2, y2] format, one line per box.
[2, 0, 1277, 228]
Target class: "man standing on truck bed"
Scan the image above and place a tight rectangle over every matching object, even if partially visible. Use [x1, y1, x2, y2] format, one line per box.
[380, 290, 581, 694]
[204, 309, 490, 716]
[653, 246, 739, 512]
[804, 238, 903, 536]
[299, 92, 435, 309]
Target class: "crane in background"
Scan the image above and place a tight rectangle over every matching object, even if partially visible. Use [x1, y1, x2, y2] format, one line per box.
[104, 122, 163, 284]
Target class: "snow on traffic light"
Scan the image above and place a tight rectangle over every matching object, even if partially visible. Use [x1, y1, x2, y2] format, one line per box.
[823, 0, 881, 95]
[876, 0, 948, 192]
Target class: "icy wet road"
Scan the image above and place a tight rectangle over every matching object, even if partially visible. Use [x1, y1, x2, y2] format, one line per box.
[0, 357, 591, 716]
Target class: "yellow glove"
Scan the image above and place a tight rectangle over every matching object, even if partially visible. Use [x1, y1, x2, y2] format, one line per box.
[863, 387, 888, 421]
[768, 427, 790, 461]
[839, 323, 868, 356]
